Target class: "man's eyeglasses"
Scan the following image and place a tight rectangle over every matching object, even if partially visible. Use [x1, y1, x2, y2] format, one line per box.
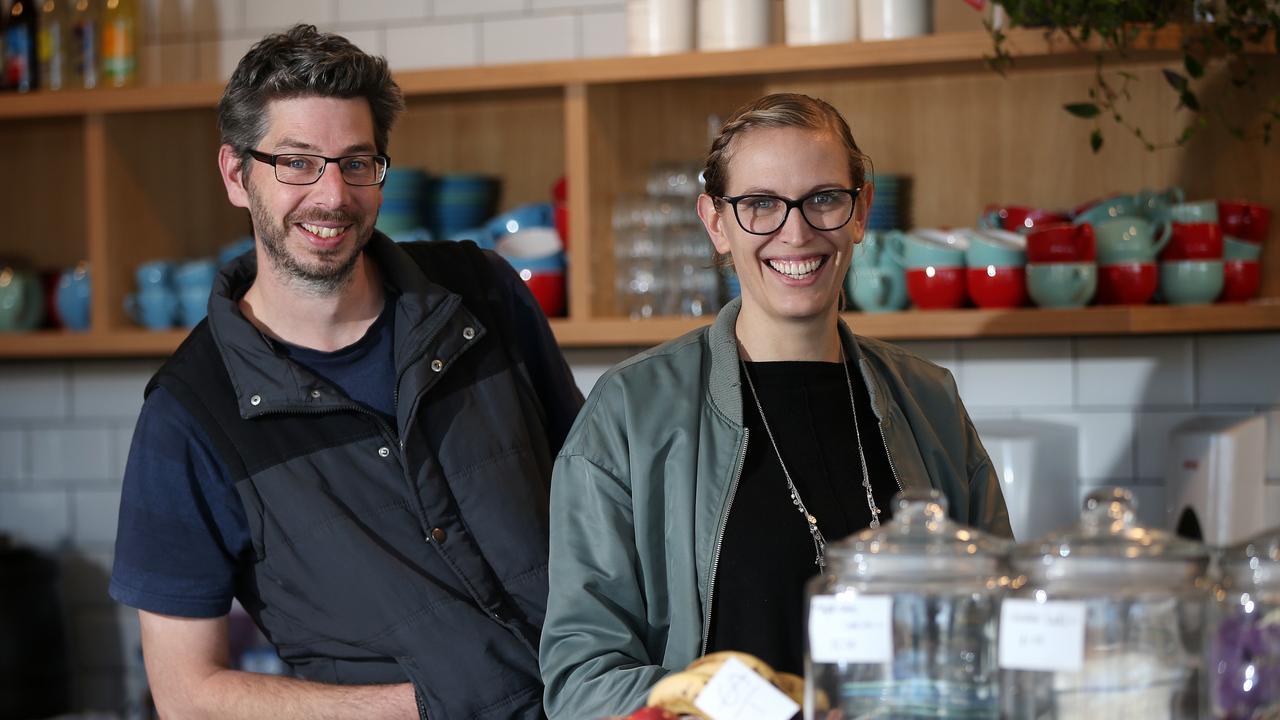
[720, 188, 861, 235]
[246, 150, 391, 186]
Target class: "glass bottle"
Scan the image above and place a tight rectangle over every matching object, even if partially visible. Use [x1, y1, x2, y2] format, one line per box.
[4, 0, 39, 91]
[37, 0, 66, 90]
[68, 0, 95, 89]
[100, 0, 133, 86]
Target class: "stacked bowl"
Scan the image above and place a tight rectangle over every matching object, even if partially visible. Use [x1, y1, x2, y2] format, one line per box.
[866, 173, 907, 231]
[491, 203, 566, 318]
[1025, 223, 1097, 308]
[1076, 198, 1169, 306]
[963, 228, 1028, 308]
[425, 174, 500, 241]
[845, 230, 908, 313]
[1218, 199, 1269, 303]
[1157, 200, 1224, 305]
[900, 229, 968, 309]
[376, 169, 431, 237]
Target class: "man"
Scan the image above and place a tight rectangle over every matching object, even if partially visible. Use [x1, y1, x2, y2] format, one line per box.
[109, 25, 582, 719]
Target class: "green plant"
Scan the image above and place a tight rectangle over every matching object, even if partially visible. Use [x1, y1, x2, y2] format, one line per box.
[985, 0, 1280, 152]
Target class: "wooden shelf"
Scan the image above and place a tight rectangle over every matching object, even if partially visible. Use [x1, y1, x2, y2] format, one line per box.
[0, 27, 1201, 120]
[4, 302, 1278, 358]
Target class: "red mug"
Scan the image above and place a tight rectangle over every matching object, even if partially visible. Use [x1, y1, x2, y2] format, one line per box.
[1096, 262, 1158, 305]
[1218, 199, 1271, 243]
[1161, 222, 1223, 261]
[983, 205, 1071, 234]
[906, 266, 967, 310]
[523, 270, 566, 317]
[1027, 223, 1097, 263]
[1220, 260, 1261, 303]
[966, 265, 1027, 309]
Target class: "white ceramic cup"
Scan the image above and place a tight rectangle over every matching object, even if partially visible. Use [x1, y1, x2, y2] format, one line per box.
[785, 0, 857, 45]
[628, 0, 695, 55]
[858, 0, 932, 40]
[698, 0, 771, 51]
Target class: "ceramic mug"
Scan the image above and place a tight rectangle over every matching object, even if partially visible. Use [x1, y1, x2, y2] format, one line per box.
[1164, 200, 1219, 224]
[978, 205, 1070, 234]
[847, 263, 908, 313]
[1026, 223, 1096, 263]
[1027, 262, 1097, 308]
[1224, 235, 1263, 262]
[1218, 199, 1271, 243]
[55, 263, 91, 331]
[964, 228, 1027, 268]
[125, 289, 177, 330]
[1096, 262, 1158, 305]
[1220, 260, 1261, 303]
[135, 259, 175, 292]
[1159, 259, 1224, 305]
[905, 265, 966, 309]
[966, 265, 1027, 309]
[0, 266, 45, 332]
[1136, 186, 1185, 218]
[1161, 222, 1223, 261]
[1092, 217, 1172, 264]
[900, 229, 968, 269]
[1074, 195, 1142, 226]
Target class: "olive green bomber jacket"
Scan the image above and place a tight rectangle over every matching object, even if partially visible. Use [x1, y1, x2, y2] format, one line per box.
[540, 298, 1012, 719]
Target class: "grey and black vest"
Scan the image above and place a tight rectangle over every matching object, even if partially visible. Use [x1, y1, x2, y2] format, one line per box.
[149, 236, 569, 719]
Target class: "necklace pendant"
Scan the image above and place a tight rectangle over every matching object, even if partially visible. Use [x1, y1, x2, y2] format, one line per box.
[806, 513, 817, 525]
[869, 517, 880, 529]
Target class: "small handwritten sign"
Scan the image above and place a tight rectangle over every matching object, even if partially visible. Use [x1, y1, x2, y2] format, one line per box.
[693, 657, 800, 720]
[807, 594, 894, 664]
[998, 598, 1086, 672]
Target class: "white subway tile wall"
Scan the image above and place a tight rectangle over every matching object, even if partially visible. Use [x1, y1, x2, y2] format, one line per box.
[133, 0, 628, 84]
[2, 334, 1280, 710]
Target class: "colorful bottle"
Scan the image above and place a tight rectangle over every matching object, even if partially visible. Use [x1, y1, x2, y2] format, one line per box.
[37, 0, 67, 90]
[5, 0, 39, 91]
[69, 0, 94, 88]
[100, 0, 134, 87]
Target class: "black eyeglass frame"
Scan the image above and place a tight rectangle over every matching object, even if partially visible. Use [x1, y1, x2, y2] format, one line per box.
[245, 149, 392, 187]
[719, 187, 863, 236]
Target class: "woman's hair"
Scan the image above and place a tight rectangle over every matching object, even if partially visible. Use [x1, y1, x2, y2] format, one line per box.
[702, 93, 872, 268]
[218, 24, 405, 173]
[702, 93, 871, 203]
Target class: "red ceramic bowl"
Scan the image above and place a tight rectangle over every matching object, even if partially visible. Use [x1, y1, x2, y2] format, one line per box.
[1219, 199, 1271, 243]
[906, 266, 967, 310]
[1027, 223, 1097, 263]
[1161, 222, 1223, 261]
[1097, 262, 1158, 305]
[523, 270, 566, 317]
[966, 265, 1027, 309]
[1220, 260, 1261, 303]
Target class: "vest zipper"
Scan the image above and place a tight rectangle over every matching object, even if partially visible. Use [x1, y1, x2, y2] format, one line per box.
[701, 427, 748, 656]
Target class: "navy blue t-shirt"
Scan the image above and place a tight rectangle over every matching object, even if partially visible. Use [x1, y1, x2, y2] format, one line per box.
[109, 295, 397, 617]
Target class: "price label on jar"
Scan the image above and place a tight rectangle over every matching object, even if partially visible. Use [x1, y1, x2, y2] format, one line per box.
[998, 598, 1086, 672]
[807, 594, 893, 664]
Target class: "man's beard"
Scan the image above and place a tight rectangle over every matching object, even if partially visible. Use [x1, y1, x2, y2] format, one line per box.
[247, 182, 374, 295]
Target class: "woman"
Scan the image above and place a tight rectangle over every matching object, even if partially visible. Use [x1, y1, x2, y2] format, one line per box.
[539, 93, 1011, 719]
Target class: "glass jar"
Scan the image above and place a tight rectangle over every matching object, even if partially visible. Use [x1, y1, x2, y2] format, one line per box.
[1001, 487, 1211, 719]
[804, 490, 1009, 720]
[1209, 526, 1280, 719]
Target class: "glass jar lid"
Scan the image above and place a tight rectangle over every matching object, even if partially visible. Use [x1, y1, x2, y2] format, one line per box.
[1220, 526, 1280, 588]
[1011, 487, 1210, 586]
[824, 489, 1009, 580]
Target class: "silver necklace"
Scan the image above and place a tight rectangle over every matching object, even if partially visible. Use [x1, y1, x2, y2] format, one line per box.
[739, 344, 882, 570]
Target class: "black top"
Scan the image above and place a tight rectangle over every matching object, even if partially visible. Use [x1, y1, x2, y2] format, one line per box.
[707, 357, 899, 675]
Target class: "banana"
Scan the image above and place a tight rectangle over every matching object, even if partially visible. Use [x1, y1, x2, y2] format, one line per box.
[686, 650, 778, 685]
[772, 671, 804, 705]
[646, 671, 712, 719]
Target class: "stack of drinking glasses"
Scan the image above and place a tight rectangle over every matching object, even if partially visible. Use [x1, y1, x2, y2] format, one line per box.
[612, 164, 721, 319]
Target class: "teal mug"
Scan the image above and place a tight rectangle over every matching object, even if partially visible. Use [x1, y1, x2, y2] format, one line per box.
[1164, 200, 1219, 224]
[857, 230, 907, 269]
[1136, 186, 1185, 218]
[1223, 235, 1263, 262]
[964, 228, 1027, 268]
[1160, 259, 1224, 305]
[1027, 262, 1097, 308]
[1074, 195, 1142, 226]
[0, 266, 45, 332]
[900, 229, 968, 269]
[846, 263, 908, 313]
[1093, 217, 1173, 264]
